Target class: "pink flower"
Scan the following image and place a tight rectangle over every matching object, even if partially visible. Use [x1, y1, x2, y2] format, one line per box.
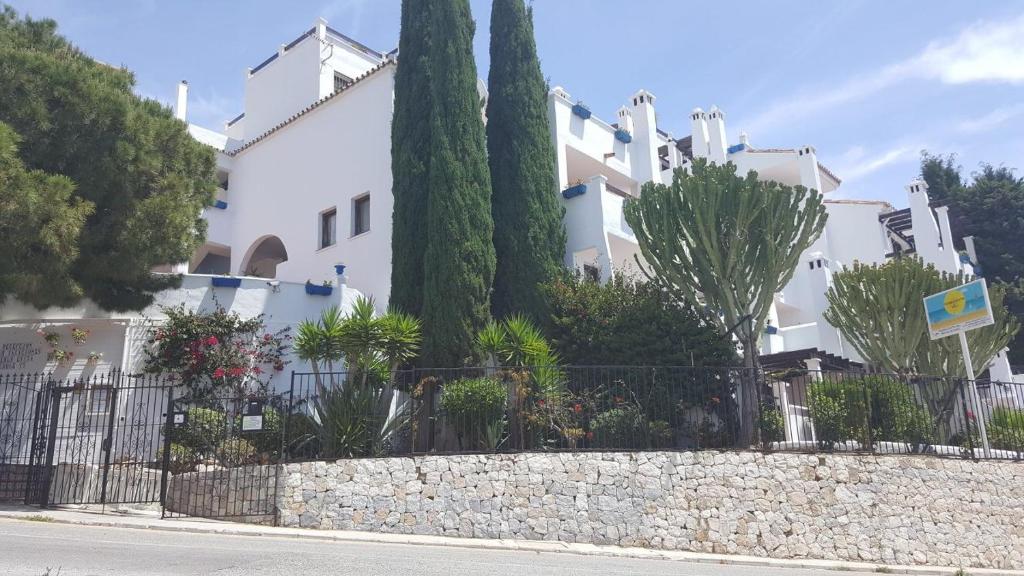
[213, 367, 225, 379]
[228, 367, 245, 377]
[206, 336, 219, 346]
[573, 403, 582, 414]
[263, 334, 272, 342]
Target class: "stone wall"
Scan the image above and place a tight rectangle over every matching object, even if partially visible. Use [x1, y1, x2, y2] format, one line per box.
[278, 451, 1024, 569]
[166, 464, 278, 525]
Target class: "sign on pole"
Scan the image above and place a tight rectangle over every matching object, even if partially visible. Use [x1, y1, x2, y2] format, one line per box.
[923, 277, 994, 456]
[923, 278, 995, 340]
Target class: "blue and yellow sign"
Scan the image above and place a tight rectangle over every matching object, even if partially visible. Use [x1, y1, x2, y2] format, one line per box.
[923, 278, 994, 340]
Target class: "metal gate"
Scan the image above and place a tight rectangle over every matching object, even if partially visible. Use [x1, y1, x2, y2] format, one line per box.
[1, 372, 174, 508]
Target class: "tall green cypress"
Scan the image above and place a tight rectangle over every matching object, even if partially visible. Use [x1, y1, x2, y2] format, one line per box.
[389, 0, 432, 317]
[487, 0, 565, 321]
[419, 0, 496, 367]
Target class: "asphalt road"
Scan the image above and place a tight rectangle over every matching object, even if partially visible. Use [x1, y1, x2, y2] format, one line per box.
[0, 519, 879, 576]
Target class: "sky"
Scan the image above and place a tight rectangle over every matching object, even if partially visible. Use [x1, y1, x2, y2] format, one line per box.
[8, 0, 1024, 208]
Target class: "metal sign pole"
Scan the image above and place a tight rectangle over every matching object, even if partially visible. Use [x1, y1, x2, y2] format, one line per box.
[958, 330, 990, 457]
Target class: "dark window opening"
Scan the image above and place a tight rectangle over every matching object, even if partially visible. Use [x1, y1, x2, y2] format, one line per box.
[320, 208, 337, 248]
[353, 195, 370, 236]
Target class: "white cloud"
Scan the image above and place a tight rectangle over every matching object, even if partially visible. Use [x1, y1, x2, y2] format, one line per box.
[319, 0, 372, 36]
[832, 144, 919, 182]
[957, 103, 1024, 134]
[744, 13, 1024, 135]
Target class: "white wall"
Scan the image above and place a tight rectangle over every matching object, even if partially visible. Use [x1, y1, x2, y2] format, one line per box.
[0, 275, 363, 392]
[228, 66, 395, 308]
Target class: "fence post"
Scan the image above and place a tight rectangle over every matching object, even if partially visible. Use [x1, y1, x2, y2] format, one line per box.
[38, 386, 63, 509]
[158, 386, 175, 515]
[956, 379, 977, 460]
[283, 372, 296, 462]
[861, 377, 873, 453]
[97, 384, 121, 505]
[23, 377, 46, 504]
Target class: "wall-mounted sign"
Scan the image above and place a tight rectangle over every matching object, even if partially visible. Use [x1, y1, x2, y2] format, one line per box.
[241, 400, 265, 432]
[172, 411, 188, 427]
[923, 278, 994, 340]
[0, 342, 43, 371]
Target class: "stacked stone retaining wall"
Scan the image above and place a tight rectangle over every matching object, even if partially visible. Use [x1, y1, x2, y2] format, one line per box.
[277, 451, 1024, 569]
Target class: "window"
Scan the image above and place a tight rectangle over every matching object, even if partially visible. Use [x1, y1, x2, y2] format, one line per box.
[352, 195, 370, 236]
[334, 72, 352, 92]
[320, 208, 337, 249]
[583, 264, 600, 282]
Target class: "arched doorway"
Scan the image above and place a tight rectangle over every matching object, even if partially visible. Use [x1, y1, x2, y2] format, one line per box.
[239, 235, 288, 278]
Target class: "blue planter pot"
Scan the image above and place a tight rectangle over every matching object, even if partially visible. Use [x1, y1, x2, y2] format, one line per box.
[571, 103, 591, 120]
[727, 143, 746, 154]
[562, 183, 587, 200]
[213, 200, 228, 210]
[765, 325, 779, 335]
[305, 283, 333, 296]
[334, 264, 346, 276]
[614, 129, 632, 144]
[211, 276, 242, 288]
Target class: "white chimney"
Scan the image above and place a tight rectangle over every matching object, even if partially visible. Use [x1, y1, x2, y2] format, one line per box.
[616, 106, 634, 135]
[174, 80, 188, 122]
[706, 105, 727, 164]
[690, 108, 709, 159]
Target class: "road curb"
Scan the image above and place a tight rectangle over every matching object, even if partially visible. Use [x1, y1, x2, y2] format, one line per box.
[0, 509, 1018, 576]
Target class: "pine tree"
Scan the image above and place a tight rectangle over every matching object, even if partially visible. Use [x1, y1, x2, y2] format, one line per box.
[0, 7, 216, 311]
[487, 0, 565, 321]
[389, 0, 433, 318]
[419, 0, 497, 367]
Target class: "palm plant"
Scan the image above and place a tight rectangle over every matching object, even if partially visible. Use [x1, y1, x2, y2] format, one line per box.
[291, 296, 422, 458]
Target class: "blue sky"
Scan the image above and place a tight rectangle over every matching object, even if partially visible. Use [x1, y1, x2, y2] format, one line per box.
[8, 0, 1024, 207]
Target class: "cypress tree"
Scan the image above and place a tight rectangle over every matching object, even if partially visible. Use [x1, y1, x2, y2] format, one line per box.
[419, 0, 496, 367]
[389, 0, 433, 317]
[487, 0, 565, 321]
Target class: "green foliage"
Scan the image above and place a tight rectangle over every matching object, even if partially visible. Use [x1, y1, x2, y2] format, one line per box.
[440, 377, 507, 450]
[0, 122, 93, 307]
[590, 406, 645, 449]
[921, 154, 1024, 282]
[477, 315, 563, 401]
[542, 272, 736, 367]
[987, 407, 1024, 451]
[624, 159, 827, 445]
[758, 404, 785, 448]
[293, 297, 422, 392]
[143, 305, 290, 400]
[824, 258, 1019, 377]
[865, 377, 933, 444]
[1001, 279, 1024, 365]
[808, 381, 869, 449]
[311, 383, 407, 459]
[487, 0, 565, 322]
[156, 443, 198, 475]
[0, 7, 217, 310]
[167, 407, 226, 455]
[390, 0, 433, 319]
[419, 0, 496, 368]
[215, 437, 256, 467]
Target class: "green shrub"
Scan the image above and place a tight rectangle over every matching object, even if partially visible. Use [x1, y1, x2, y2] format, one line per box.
[167, 407, 226, 455]
[865, 377, 933, 444]
[988, 407, 1024, 451]
[156, 443, 198, 474]
[647, 419, 674, 449]
[591, 406, 645, 449]
[313, 384, 405, 459]
[216, 437, 256, 467]
[441, 377, 506, 450]
[758, 404, 785, 448]
[808, 381, 868, 449]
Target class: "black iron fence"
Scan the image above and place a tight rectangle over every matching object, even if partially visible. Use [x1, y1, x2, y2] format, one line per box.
[285, 366, 1024, 462]
[2, 366, 1022, 523]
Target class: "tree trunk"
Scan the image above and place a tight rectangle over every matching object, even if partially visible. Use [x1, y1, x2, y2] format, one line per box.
[737, 332, 761, 449]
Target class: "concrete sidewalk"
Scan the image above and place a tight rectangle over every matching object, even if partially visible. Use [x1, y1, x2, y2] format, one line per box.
[0, 505, 1016, 576]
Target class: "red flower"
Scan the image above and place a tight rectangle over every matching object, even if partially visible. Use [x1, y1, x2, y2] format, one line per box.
[228, 367, 245, 377]
[213, 367, 225, 379]
[537, 399, 546, 407]
[573, 403, 582, 414]
[252, 366, 263, 375]
[206, 336, 219, 346]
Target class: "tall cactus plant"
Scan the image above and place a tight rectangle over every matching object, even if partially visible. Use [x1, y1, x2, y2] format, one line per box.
[824, 258, 1019, 377]
[624, 159, 828, 446]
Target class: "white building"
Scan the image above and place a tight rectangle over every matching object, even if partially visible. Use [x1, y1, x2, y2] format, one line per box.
[1, 17, 1019, 382]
